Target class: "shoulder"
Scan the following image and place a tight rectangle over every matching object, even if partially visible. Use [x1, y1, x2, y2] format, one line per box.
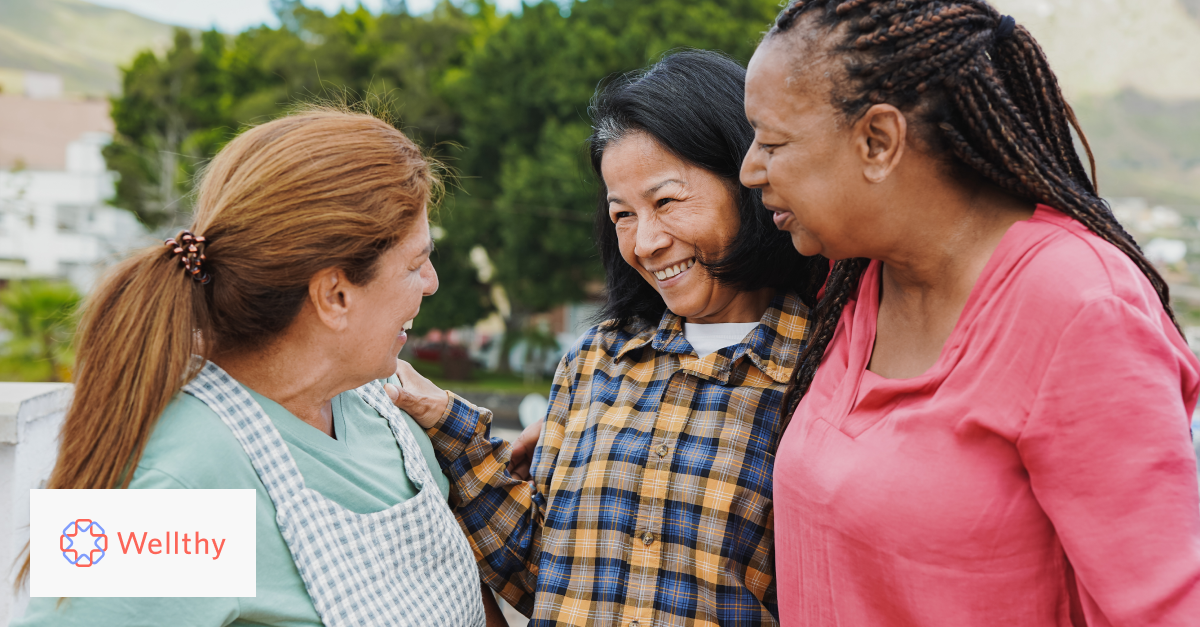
[1002, 207, 1167, 328]
[582, 319, 656, 362]
[131, 393, 257, 490]
[549, 321, 656, 389]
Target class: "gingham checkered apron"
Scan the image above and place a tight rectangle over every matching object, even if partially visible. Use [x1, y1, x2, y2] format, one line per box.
[183, 361, 486, 627]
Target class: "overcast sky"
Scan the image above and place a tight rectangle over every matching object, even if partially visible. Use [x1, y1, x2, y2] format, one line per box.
[87, 0, 524, 33]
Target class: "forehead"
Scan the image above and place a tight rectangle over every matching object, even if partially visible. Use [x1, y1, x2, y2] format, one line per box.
[395, 213, 431, 251]
[600, 133, 690, 190]
[746, 36, 839, 122]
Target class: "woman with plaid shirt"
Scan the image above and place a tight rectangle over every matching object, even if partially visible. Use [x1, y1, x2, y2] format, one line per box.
[390, 50, 826, 627]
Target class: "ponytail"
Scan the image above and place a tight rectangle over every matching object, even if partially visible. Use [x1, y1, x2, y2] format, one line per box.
[16, 106, 434, 589]
[56, 247, 209, 491]
[15, 245, 208, 586]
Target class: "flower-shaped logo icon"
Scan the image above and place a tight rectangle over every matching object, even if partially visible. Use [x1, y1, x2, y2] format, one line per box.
[60, 519, 107, 567]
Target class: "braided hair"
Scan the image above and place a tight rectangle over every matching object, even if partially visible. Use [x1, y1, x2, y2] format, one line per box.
[773, 0, 1178, 416]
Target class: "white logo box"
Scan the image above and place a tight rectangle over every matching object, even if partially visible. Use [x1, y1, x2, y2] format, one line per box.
[29, 489, 256, 597]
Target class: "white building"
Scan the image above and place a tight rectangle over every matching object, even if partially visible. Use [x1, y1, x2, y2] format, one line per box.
[1109, 197, 1185, 236]
[0, 93, 148, 293]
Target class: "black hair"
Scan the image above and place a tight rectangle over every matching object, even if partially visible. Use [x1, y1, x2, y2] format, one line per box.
[588, 49, 827, 330]
[769, 0, 1177, 415]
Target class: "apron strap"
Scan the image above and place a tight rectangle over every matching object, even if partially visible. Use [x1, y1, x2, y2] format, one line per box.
[354, 382, 435, 492]
[183, 361, 308, 499]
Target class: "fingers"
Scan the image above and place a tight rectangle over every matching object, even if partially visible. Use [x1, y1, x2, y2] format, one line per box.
[394, 358, 417, 386]
[506, 418, 545, 481]
[508, 442, 532, 480]
[517, 419, 545, 450]
[387, 359, 450, 428]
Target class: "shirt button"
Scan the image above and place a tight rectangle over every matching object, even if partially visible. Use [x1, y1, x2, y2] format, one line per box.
[656, 444, 669, 457]
[642, 532, 654, 546]
[630, 622, 641, 627]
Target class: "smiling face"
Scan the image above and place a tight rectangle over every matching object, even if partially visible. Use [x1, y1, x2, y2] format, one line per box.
[601, 132, 767, 324]
[739, 36, 882, 261]
[344, 209, 439, 379]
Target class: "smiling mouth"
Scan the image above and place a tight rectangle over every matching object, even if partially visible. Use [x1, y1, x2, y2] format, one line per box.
[402, 319, 414, 331]
[653, 258, 695, 281]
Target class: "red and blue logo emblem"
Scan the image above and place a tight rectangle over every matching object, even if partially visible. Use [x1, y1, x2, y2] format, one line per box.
[60, 519, 107, 567]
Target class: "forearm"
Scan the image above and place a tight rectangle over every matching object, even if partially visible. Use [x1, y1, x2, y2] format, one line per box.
[427, 393, 545, 614]
[481, 580, 508, 626]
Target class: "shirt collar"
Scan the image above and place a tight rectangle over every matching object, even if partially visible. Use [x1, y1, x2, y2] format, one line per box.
[613, 291, 810, 385]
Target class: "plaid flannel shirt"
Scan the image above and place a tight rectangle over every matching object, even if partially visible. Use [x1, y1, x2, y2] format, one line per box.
[428, 291, 810, 627]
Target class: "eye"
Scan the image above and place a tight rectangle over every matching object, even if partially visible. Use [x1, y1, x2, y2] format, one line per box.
[758, 142, 782, 153]
[613, 210, 634, 221]
[656, 197, 678, 208]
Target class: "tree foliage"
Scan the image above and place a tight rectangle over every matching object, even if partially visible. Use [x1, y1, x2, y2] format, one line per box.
[0, 281, 81, 382]
[104, 0, 779, 349]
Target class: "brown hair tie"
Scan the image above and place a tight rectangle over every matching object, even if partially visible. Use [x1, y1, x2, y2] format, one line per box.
[164, 230, 211, 284]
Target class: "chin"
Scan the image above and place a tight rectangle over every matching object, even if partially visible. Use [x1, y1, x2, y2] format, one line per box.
[790, 232, 822, 258]
[661, 297, 704, 320]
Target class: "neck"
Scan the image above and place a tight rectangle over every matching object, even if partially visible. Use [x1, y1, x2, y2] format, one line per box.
[875, 183, 1033, 298]
[210, 333, 349, 438]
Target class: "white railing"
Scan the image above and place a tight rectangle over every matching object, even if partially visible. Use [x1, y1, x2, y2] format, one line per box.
[0, 383, 70, 625]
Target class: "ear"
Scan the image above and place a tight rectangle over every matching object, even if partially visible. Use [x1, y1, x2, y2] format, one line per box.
[853, 104, 907, 184]
[308, 267, 352, 332]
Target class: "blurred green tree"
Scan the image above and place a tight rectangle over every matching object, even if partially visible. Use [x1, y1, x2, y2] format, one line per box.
[101, 0, 781, 368]
[105, 2, 481, 231]
[104, 28, 230, 228]
[0, 281, 82, 382]
[447, 0, 778, 369]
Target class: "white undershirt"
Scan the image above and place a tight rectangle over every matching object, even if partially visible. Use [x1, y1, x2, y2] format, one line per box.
[683, 322, 759, 358]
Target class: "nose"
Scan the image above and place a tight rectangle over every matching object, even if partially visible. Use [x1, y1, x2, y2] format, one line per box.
[421, 259, 439, 296]
[633, 213, 672, 260]
[740, 144, 767, 190]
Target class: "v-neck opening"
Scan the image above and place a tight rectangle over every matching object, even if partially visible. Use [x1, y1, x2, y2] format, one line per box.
[247, 388, 352, 456]
[240, 379, 432, 501]
[860, 206, 1046, 385]
[841, 205, 1050, 424]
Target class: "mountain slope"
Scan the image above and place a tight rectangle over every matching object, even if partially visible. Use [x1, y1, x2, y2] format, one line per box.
[0, 0, 177, 96]
[992, 0, 1200, 101]
[988, 0, 1200, 207]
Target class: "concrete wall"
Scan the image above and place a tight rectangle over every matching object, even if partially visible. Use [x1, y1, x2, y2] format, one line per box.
[0, 383, 70, 626]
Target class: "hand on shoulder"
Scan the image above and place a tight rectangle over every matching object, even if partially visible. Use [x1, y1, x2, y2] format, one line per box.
[385, 359, 451, 428]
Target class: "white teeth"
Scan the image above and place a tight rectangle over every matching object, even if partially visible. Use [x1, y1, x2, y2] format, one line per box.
[653, 258, 695, 282]
[402, 320, 413, 331]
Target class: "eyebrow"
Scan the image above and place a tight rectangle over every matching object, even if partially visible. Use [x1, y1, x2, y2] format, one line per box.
[606, 178, 686, 206]
[644, 179, 684, 198]
[748, 118, 770, 131]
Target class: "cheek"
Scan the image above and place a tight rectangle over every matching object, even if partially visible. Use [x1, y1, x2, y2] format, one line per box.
[615, 224, 640, 265]
[672, 217, 721, 257]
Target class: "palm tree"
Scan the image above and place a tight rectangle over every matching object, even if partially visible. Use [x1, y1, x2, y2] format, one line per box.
[0, 280, 81, 382]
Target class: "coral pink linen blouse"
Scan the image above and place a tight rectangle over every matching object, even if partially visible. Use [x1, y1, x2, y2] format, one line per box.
[774, 206, 1200, 626]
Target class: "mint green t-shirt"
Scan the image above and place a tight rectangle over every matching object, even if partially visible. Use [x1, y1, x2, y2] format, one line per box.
[15, 379, 449, 627]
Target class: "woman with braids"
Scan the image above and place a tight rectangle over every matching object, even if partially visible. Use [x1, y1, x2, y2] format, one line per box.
[14, 109, 498, 627]
[389, 50, 826, 625]
[740, 1, 1200, 625]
